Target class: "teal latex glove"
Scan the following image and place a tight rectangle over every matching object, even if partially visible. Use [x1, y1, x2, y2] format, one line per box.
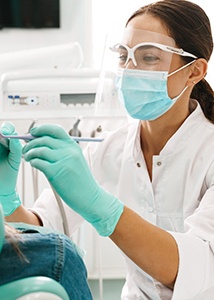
[0, 122, 22, 216]
[23, 124, 124, 236]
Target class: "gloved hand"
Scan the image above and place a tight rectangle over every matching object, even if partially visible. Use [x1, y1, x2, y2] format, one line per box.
[22, 124, 124, 236]
[0, 122, 22, 216]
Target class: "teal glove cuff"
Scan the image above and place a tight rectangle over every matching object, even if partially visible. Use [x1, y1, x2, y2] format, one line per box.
[0, 192, 21, 216]
[83, 188, 124, 237]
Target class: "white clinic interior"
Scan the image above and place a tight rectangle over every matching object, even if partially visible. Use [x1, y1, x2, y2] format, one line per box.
[0, 1, 213, 300]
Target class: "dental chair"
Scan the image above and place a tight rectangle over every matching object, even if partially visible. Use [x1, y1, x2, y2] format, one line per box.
[0, 204, 69, 300]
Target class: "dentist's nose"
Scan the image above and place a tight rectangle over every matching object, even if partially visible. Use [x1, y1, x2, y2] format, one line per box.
[125, 58, 137, 69]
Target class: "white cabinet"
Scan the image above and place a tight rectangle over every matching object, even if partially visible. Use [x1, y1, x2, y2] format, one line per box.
[78, 222, 126, 280]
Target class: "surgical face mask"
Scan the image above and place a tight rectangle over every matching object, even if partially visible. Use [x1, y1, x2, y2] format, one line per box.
[116, 60, 195, 120]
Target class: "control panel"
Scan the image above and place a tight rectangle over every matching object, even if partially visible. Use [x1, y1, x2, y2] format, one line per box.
[5, 92, 96, 110]
[0, 69, 100, 119]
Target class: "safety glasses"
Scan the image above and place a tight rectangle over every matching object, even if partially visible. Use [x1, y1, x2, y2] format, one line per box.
[110, 42, 197, 70]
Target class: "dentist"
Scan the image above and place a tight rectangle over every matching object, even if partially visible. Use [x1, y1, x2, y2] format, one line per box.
[3, 0, 214, 299]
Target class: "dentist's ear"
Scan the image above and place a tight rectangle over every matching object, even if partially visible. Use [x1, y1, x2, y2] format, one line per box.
[187, 58, 208, 86]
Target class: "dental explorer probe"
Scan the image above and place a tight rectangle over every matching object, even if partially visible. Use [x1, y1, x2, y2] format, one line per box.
[0, 132, 104, 143]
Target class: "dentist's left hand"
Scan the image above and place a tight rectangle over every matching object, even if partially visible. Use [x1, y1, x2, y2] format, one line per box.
[0, 122, 22, 216]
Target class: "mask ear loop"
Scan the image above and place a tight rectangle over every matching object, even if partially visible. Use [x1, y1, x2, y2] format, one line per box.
[167, 59, 196, 77]
[171, 85, 189, 102]
[167, 60, 196, 102]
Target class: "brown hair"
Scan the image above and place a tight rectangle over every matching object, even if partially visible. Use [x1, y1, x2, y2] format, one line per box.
[126, 0, 214, 123]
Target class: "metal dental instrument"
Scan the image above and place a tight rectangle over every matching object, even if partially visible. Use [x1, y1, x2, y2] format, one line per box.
[0, 132, 104, 143]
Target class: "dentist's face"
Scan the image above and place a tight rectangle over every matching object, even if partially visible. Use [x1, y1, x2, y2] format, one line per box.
[126, 14, 192, 100]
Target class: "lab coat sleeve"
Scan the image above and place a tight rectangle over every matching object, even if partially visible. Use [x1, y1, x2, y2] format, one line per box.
[29, 188, 84, 237]
[169, 183, 214, 299]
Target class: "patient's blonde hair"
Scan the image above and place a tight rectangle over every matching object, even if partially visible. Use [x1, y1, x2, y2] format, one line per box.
[5, 224, 29, 262]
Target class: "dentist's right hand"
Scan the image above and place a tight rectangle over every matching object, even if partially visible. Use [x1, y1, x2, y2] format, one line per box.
[0, 122, 22, 216]
[22, 124, 124, 236]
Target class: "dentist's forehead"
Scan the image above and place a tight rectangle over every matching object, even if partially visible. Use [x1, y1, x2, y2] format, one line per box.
[121, 27, 176, 47]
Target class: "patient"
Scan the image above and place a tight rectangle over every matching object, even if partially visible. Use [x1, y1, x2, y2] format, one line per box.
[0, 222, 93, 299]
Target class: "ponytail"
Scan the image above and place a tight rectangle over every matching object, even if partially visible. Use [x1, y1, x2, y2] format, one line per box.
[191, 79, 214, 123]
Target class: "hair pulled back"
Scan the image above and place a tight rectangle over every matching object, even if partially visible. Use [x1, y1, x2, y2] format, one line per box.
[126, 0, 214, 123]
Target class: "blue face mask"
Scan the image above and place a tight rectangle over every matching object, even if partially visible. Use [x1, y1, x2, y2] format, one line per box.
[116, 65, 191, 121]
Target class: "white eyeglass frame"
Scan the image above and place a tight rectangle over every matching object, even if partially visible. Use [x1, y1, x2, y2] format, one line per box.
[110, 42, 197, 67]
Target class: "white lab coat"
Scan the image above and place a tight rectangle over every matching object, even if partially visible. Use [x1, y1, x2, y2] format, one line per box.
[31, 100, 214, 299]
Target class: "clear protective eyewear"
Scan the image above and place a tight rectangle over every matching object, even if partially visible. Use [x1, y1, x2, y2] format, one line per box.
[110, 42, 197, 71]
